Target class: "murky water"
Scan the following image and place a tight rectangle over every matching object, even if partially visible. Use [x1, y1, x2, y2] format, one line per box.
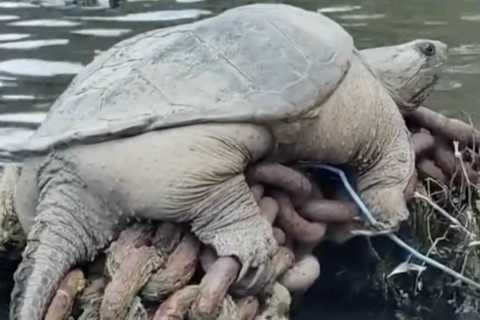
[0, 0, 479, 151]
[0, 0, 478, 318]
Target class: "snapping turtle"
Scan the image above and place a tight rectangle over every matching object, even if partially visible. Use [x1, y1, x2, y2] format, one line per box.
[8, 4, 447, 320]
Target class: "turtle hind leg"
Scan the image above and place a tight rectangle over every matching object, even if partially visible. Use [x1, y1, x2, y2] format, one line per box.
[189, 173, 278, 287]
[10, 155, 116, 320]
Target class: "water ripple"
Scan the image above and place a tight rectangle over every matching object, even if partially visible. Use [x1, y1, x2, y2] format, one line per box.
[424, 20, 448, 26]
[338, 13, 386, 20]
[0, 39, 69, 50]
[434, 80, 463, 91]
[0, 80, 17, 88]
[0, 34, 31, 42]
[450, 44, 480, 55]
[341, 23, 367, 27]
[0, 127, 34, 149]
[0, 15, 20, 21]
[0, 2, 38, 8]
[0, 112, 46, 124]
[1, 94, 36, 101]
[77, 9, 212, 22]
[0, 59, 83, 76]
[445, 64, 480, 75]
[461, 15, 480, 21]
[33, 0, 76, 8]
[8, 19, 81, 27]
[317, 5, 362, 13]
[70, 28, 131, 37]
[0, 76, 16, 81]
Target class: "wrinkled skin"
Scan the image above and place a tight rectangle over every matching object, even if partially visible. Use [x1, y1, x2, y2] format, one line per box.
[322, 39, 448, 244]
[361, 39, 448, 114]
[270, 52, 415, 229]
[9, 33, 447, 320]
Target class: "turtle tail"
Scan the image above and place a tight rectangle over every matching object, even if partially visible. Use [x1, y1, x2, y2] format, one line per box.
[10, 223, 80, 320]
[10, 157, 115, 320]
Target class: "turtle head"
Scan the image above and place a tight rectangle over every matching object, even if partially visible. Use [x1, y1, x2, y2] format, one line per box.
[361, 39, 448, 114]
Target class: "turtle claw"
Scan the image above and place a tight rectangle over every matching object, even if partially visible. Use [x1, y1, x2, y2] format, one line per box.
[203, 211, 277, 294]
[237, 260, 251, 284]
[246, 264, 265, 290]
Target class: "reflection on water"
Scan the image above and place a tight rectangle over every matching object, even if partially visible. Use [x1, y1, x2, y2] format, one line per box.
[0, 59, 83, 76]
[70, 28, 130, 36]
[0, 2, 38, 8]
[0, 0, 478, 316]
[0, 39, 69, 49]
[0, 34, 31, 41]
[8, 19, 81, 26]
[0, 15, 20, 21]
[317, 5, 362, 13]
[77, 9, 211, 21]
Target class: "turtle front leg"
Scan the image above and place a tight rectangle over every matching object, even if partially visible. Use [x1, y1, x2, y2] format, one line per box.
[10, 155, 117, 320]
[357, 127, 415, 232]
[190, 173, 278, 288]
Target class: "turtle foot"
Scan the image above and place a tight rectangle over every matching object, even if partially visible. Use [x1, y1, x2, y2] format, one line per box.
[209, 214, 277, 292]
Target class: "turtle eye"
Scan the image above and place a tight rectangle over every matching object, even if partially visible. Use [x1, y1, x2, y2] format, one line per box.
[420, 42, 436, 56]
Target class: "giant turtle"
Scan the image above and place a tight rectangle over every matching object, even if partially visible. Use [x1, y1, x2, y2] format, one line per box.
[8, 4, 447, 320]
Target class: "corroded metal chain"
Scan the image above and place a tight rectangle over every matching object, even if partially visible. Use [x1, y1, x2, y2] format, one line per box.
[3, 106, 480, 320]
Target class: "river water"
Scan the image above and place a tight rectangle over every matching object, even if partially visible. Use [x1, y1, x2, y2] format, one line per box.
[0, 0, 478, 318]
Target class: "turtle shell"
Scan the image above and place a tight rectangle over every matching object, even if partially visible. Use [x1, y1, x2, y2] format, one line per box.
[12, 3, 354, 157]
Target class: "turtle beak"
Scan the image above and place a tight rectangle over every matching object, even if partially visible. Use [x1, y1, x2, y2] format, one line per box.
[436, 41, 448, 63]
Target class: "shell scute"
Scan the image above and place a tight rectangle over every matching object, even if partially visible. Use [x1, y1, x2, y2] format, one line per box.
[13, 3, 354, 156]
